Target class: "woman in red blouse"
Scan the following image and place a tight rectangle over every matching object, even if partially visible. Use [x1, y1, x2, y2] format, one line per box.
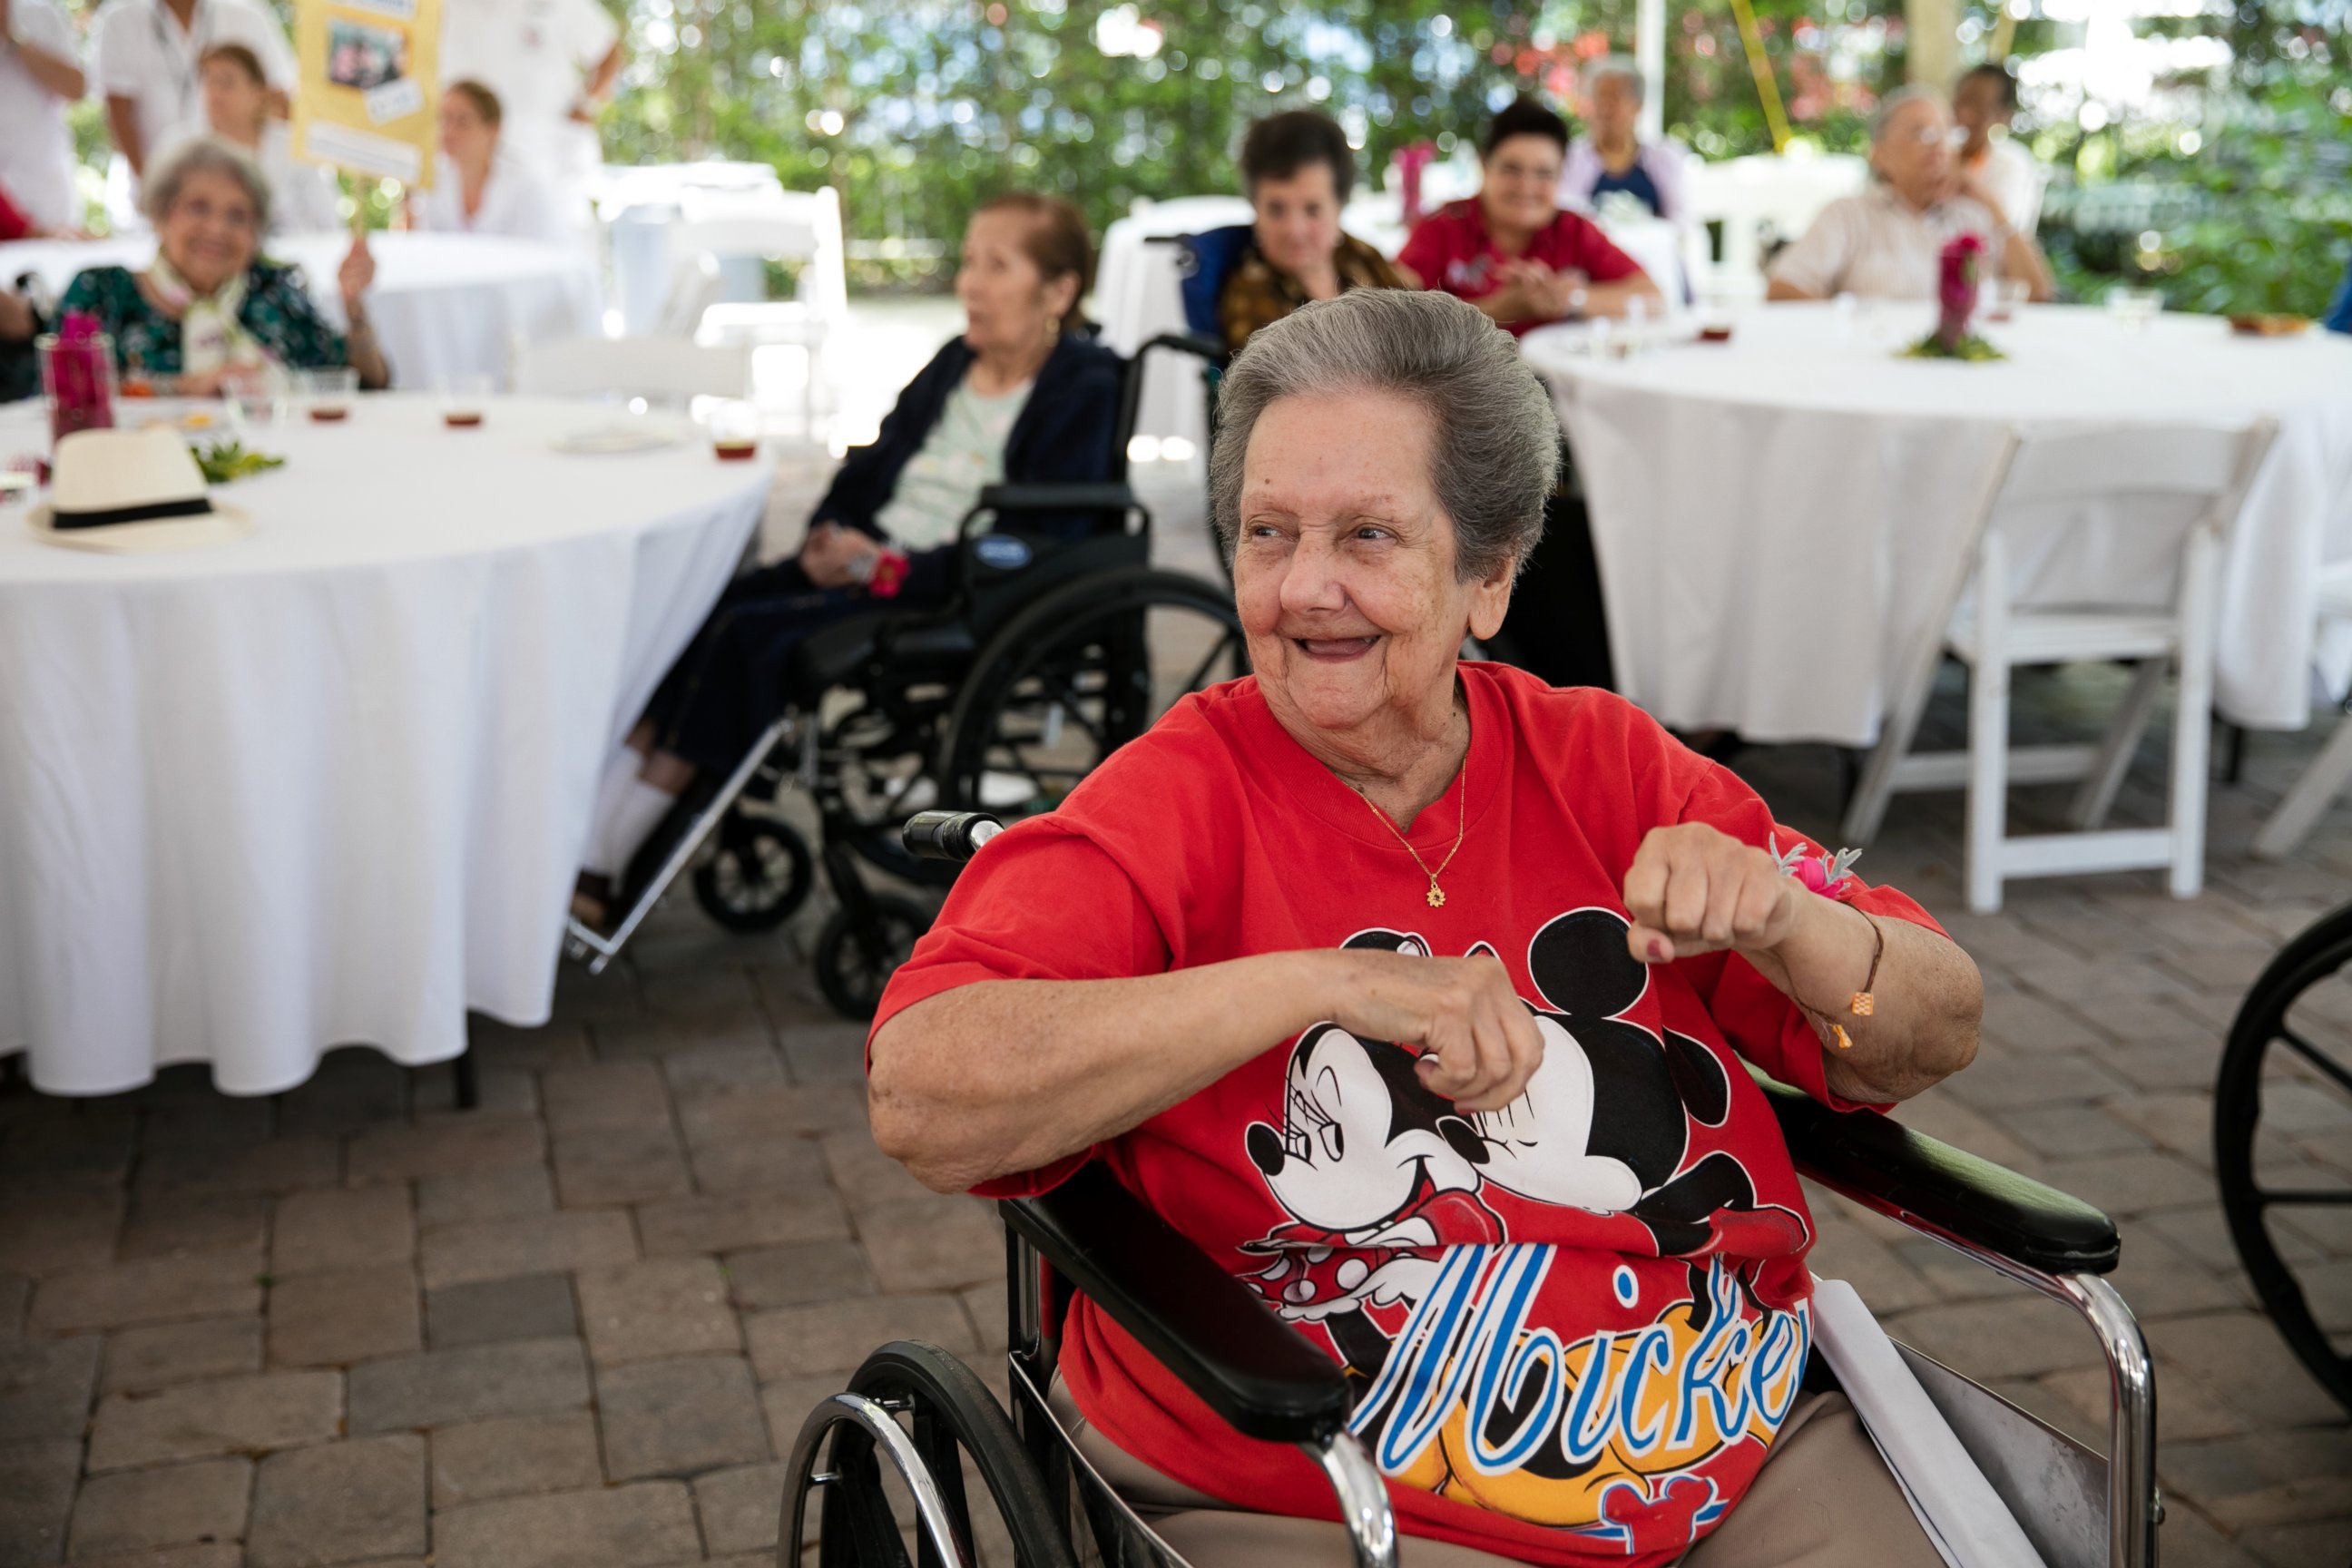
[1398, 97, 1665, 335]
[867, 289, 1980, 1568]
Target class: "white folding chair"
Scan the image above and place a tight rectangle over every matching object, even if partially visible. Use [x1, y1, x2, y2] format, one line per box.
[1842, 419, 2278, 913]
[670, 184, 849, 431]
[2251, 563, 2352, 858]
[511, 336, 752, 406]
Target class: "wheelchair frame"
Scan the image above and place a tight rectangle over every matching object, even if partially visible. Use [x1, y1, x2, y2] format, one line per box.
[778, 817, 2161, 1568]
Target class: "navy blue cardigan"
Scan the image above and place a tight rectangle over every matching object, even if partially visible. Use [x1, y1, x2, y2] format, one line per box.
[811, 330, 1125, 601]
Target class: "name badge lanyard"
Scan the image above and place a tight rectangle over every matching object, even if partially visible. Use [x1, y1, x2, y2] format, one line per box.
[148, 0, 211, 132]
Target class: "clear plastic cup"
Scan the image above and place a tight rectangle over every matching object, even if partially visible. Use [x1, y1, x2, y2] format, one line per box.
[706, 398, 760, 462]
[297, 367, 359, 423]
[438, 372, 493, 428]
[2106, 287, 2163, 333]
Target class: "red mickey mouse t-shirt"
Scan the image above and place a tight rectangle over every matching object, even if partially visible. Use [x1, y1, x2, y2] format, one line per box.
[871, 666, 1942, 1567]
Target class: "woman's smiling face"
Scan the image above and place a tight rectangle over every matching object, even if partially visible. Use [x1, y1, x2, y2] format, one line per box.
[1233, 388, 1514, 751]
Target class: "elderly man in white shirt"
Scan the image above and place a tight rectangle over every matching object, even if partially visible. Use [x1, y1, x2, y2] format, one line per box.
[92, 0, 294, 185]
[1767, 87, 2053, 304]
[438, 0, 621, 238]
[0, 0, 87, 232]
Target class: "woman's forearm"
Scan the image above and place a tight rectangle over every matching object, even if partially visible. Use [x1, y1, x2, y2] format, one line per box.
[345, 316, 390, 389]
[867, 951, 1340, 1193]
[1743, 897, 1982, 1103]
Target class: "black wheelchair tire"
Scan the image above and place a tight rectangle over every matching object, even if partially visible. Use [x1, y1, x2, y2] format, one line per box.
[853, 1340, 1073, 1568]
[815, 896, 931, 1021]
[691, 811, 816, 933]
[2215, 900, 2352, 1416]
[936, 566, 1244, 818]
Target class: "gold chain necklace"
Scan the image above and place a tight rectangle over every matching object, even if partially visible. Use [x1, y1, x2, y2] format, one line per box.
[1353, 765, 1469, 908]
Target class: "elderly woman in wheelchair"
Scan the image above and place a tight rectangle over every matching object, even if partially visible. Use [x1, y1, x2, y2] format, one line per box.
[858, 289, 2011, 1567]
[572, 191, 1122, 929]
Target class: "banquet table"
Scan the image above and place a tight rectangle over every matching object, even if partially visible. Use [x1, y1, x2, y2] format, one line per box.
[1522, 303, 2352, 747]
[0, 396, 766, 1094]
[0, 231, 604, 391]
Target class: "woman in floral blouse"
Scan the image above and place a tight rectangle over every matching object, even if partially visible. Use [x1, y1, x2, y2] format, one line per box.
[60, 136, 389, 393]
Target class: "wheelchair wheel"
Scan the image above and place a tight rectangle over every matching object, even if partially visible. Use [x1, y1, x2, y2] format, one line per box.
[937, 567, 1246, 822]
[784, 1339, 1073, 1568]
[2216, 901, 2352, 1415]
[815, 895, 931, 1021]
[691, 810, 815, 933]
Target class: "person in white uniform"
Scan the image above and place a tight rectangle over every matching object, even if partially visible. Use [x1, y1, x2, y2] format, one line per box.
[0, 0, 86, 233]
[1767, 88, 2053, 304]
[407, 80, 569, 244]
[152, 42, 343, 234]
[1953, 64, 2044, 235]
[437, 0, 620, 236]
[92, 0, 294, 185]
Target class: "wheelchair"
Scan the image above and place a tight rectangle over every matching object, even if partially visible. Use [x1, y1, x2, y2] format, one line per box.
[776, 812, 2161, 1568]
[2216, 899, 2352, 1416]
[560, 334, 1244, 1018]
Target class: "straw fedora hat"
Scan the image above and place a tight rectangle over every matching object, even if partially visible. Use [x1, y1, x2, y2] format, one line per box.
[29, 426, 255, 554]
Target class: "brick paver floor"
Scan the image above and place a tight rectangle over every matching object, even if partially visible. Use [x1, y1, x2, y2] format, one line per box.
[3, 456, 2347, 1564]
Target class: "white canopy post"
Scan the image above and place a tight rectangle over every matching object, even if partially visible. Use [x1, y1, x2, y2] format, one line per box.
[1636, 0, 1667, 142]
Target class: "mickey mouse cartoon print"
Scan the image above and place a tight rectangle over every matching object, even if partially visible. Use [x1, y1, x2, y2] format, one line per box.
[1239, 909, 1814, 1548]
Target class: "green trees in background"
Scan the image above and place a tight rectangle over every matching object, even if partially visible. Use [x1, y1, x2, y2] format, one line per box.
[592, 0, 1901, 286]
[47, 0, 2351, 314]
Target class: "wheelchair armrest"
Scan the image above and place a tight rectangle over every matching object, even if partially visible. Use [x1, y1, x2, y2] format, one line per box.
[971, 482, 1142, 519]
[1002, 1164, 1353, 1446]
[1139, 330, 1230, 369]
[1759, 1077, 2122, 1277]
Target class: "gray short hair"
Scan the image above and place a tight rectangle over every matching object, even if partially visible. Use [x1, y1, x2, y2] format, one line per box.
[143, 135, 273, 233]
[1868, 84, 1947, 145]
[1584, 55, 1647, 106]
[1209, 289, 1561, 583]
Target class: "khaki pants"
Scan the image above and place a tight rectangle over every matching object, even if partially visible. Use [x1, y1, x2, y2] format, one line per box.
[1053, 1377, 1945, 1568]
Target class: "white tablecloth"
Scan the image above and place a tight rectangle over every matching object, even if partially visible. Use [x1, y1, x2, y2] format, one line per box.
[0, 396, 765, 1093]
[0, 231, 604, 391]
[1523, 303, 2352, 745]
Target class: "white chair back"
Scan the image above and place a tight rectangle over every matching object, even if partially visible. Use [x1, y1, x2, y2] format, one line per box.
[1995, 424, 2271, 517]
[1682, 153, 1867, 298]
[674, 184, 849, 321]
[514, 337, 752, 404]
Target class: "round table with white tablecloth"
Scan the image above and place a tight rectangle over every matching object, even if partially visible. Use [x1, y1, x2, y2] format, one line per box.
[0, 396, 766, 1094]
[0, 230, 603, 390]
[1522, 303, 2352, 746]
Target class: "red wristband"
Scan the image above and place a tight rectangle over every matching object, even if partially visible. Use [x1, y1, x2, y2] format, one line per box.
[867, 548, 910, 599]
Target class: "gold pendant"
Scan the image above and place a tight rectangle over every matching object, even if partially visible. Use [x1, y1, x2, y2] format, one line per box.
[1426, 884, 1446, 908]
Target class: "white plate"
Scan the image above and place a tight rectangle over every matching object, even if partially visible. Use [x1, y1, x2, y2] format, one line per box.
[553, 422, 683, 456]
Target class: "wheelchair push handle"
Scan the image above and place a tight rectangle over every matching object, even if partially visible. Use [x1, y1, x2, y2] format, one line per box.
[903, 811, 1004, 866]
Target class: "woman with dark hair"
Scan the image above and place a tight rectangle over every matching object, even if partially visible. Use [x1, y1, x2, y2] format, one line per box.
[1398, 96, 1661, 334]
[408, 80, 569, 243]
[1216, 109, 1411, 354]
[572, 192, 1123, 924]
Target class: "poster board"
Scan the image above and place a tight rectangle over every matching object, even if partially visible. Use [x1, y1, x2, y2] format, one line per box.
[289, 0, 443, 188]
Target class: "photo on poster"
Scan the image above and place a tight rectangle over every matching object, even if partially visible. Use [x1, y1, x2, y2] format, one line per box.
[327, 17, 407, 91]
